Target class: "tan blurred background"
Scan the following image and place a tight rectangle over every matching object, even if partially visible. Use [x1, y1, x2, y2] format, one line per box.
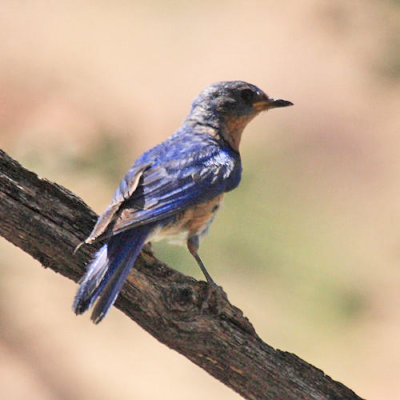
[1, 1, 400, 399]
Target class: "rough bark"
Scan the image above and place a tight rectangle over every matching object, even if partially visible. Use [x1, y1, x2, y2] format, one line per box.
[0, 149, 363, 400]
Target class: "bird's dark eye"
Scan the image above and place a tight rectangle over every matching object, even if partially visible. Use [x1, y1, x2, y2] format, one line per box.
[240, 88, 255, 104]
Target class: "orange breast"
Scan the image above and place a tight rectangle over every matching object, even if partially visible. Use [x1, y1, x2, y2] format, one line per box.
[157, 194, 224, 241]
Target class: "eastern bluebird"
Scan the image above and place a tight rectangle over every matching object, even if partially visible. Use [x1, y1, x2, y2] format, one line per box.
[73, 81, 293, 323]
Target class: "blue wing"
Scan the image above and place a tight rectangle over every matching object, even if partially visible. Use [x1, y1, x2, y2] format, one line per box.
[75, 131, 241, 321]
[86, 132, 242, 242]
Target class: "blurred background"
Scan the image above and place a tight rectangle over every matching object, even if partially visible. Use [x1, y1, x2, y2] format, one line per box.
[1, 1, 399, 399]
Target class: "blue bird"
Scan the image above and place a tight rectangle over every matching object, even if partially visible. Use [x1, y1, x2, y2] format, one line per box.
[73, 81, 293, 323]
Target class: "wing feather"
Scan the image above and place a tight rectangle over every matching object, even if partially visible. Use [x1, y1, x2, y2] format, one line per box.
[111, 146, 241, 234]
[84, 163, 152, 244]
[84, 136, 241, 242]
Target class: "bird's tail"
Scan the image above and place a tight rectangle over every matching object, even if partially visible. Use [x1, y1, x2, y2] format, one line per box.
[73, 227, 150, 323]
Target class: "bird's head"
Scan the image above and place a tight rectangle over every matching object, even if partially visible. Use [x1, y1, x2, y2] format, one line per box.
[185, 81, 293, 151]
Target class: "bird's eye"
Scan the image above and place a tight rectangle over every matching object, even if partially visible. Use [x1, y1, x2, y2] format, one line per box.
[240, 88, 255, 104]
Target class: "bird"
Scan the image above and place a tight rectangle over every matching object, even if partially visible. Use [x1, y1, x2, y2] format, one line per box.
[73, 80, 293, 323]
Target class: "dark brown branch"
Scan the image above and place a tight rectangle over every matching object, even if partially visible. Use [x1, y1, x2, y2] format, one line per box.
[0, 149, 363, 400]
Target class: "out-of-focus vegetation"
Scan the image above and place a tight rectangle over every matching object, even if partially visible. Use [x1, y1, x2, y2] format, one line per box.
[1, 1, 400, 399]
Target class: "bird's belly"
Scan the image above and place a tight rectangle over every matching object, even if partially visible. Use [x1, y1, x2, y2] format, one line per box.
[148, 194, 224, 245]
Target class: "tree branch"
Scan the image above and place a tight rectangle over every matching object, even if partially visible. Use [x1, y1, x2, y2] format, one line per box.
[0, 149, 363, 400]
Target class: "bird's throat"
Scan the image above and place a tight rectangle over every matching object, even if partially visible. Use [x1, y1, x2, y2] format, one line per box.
[221, 113, 258, 152]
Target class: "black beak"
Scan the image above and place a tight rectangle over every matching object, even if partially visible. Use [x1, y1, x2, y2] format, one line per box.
[253, 96, 293, 111]
[268, 98, 293, 108]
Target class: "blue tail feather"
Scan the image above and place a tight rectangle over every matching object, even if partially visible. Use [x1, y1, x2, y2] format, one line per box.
[73, 227, 150, 322]
[73, 245, 109, 314]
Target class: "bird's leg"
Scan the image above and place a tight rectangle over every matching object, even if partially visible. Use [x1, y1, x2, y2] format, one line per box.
[187, 236, 227, 313]
[187, 236, 216, 285]
[187, 236, 223, 311]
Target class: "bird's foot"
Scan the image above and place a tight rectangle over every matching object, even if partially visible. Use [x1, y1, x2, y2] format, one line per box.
[200, 281, 227, 314]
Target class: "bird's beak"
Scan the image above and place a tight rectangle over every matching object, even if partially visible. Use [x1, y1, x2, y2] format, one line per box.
[268, 98, 294, 109]
[253, 97, 293, 111]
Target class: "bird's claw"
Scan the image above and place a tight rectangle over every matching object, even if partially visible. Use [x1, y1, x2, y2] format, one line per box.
[200, 281, 226, 314]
